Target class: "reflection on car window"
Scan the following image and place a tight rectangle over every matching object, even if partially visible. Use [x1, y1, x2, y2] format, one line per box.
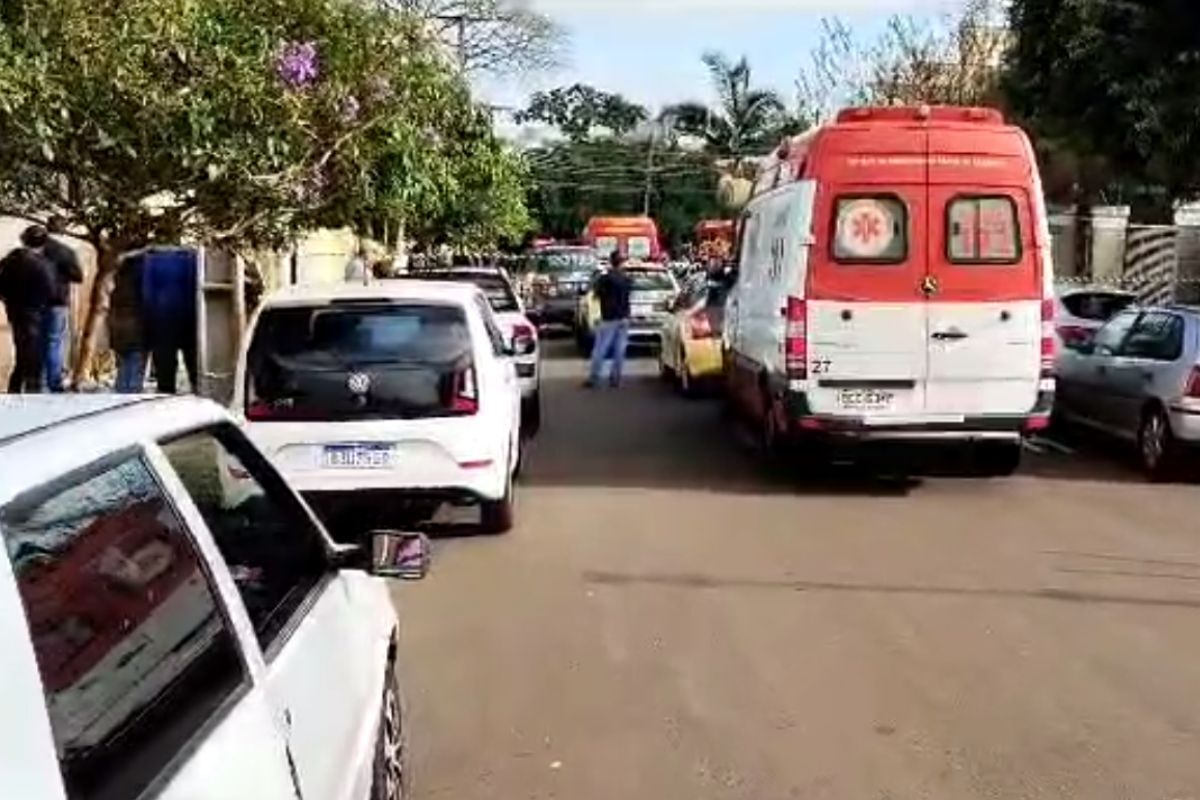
[1094, 311, 1140, 356]
[0, 456, 245, 800]
[1121, 312, 1184, 361]
[162, 427, 329, 652]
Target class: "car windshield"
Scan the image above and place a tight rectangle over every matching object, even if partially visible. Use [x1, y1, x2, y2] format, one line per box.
[627, 270, 674, 292]
[245, 303, 474, 421]
[430, 272, 520, 313]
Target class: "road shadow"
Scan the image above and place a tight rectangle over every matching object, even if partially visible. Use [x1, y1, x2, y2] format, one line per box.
[583, 570, 1200, 612]
[523, 364, 921, 497]
[1020, 424, 1200, 485]
[531, 342, 1183, 492]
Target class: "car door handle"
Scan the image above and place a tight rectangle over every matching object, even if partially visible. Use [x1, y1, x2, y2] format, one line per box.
[931, 330, 969, 341]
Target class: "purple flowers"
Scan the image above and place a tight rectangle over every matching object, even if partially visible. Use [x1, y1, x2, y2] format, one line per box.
[277, 41, 319, 89]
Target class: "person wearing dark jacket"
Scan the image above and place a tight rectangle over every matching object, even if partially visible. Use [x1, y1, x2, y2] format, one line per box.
[40, 218, 83, 392]
[142, 248, 199, 394]
[0, 233, 56, 393]
[108, 252, 147, 393]
[586, 251, 634, 389]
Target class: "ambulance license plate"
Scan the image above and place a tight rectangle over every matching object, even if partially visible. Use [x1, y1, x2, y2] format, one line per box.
[837, 389, 895, 412]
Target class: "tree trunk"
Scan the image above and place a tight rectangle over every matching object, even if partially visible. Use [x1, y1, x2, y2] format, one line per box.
[71, 243, 120, 388]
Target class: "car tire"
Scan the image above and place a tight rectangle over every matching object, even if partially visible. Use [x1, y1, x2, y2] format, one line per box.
[678, 349, 701, 398]
[522, 392, 542, 438]
[973, 442, 1022, 477]
[370, 667, 409, 800]
[758, 390, 789, 468]
[480, 464, 515, 534]
[1138, 406, 1179, 482]
[659, 355, 675, 383]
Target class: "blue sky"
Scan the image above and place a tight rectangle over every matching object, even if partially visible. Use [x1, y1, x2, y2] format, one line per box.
[479, 0, 967, 117]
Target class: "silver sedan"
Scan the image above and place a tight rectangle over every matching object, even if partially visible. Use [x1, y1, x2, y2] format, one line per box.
[1055, 305, 1200, 478]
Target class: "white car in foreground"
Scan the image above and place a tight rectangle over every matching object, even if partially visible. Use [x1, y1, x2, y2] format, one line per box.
[405, 267, 542, 433]
[234, 280, 523, 535]
[0, 395, 429, 800]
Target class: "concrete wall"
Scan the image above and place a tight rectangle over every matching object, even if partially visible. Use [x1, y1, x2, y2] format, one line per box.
[0, 217, 97, 388]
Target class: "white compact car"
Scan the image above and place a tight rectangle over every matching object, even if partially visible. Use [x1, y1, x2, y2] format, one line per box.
[1053, 285, 1137, 353]
[405, 267, 542, 433]
[0, 395, 430, 800]
[234, 281, 523, 535]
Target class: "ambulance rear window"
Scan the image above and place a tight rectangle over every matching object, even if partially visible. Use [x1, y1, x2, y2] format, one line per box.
[947, 196, 1021, 264]
[832, 196, 907, 264]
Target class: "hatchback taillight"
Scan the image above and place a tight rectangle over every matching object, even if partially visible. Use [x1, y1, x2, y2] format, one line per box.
[246, 400, 296, 421]
[1186, 367, 1200, 398]
[1041, 299, 1056, 378]
[1056, 324, 1091, 347]
[785, 297, 807, 379]
[512, 322, 537, 355]
[688, 311, 715, 340]
[451, 366, 479, 414]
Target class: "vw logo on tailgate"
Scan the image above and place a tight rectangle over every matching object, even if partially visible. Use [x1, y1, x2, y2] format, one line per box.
[346, 372, 372, 396]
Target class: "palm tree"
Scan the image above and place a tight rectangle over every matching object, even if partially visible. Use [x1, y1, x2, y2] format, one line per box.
[663, 52, 802, 159]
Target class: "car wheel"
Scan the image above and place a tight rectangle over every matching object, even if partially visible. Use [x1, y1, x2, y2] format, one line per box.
[521, 392, 542, 438]
[659, 353, 675, 383]
[973, 442, 1022, 477]
[758, 390, 788, 467]
[678, 349, 700, 398]
[480, 464, 515, 534]
[370, 668, 409, 800]
[1139, 407, 1178, 481]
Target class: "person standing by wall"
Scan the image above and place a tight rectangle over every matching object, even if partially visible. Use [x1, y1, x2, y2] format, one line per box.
[108, 252, 147, 393]
[585, 252, 633, 389]
[40, 218, 83, 392]
[0, 229, 56, 393]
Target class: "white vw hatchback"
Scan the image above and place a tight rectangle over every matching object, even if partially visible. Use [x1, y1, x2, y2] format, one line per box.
[234, 281, 523, 536]
[0, 395, 430, 800]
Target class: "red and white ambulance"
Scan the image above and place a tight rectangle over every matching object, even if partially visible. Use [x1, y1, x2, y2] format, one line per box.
[723, 106, 1055, 475]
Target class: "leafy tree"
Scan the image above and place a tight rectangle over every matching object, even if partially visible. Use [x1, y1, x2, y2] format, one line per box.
[663, 52, 800, 159]
[1005, 0, 1200, 210]
[0, 0, 527, 378]
[515, 84, 649, 142]
[391, 0, 565, 74]
[798, 1, 1006, 121]
[525, 139, 723, 254]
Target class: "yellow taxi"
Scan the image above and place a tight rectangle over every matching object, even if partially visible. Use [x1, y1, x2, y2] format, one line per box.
[658, 277, 731, 395]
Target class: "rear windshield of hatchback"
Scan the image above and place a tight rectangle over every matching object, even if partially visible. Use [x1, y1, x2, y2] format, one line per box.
[246, 303, 474, 421]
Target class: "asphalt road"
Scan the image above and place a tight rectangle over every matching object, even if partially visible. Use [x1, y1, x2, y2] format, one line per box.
[393, 342, 1200, 800]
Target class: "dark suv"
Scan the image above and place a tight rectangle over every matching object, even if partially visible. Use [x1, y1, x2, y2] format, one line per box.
[521, 246, 599, 330]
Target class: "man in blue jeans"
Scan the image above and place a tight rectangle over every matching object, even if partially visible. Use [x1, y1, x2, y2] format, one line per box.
[39, 218, 83, 392]
[585, 252, 633, 389]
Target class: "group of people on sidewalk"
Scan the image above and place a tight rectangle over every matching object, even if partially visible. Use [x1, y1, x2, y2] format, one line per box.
[0, 220, 82, 393]
[0, 227, 201, 395]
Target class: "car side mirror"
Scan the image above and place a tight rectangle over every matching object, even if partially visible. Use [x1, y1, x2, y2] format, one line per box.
[369, 531, 431, 580]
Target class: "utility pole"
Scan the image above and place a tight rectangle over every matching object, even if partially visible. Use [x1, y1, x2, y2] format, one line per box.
[432, 13, 491, 70]
[643, 124, 657, 217]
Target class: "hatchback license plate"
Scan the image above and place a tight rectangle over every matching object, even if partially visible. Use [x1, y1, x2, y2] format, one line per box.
[837, 389, 895, 412]
[323, 445, 394, 469]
